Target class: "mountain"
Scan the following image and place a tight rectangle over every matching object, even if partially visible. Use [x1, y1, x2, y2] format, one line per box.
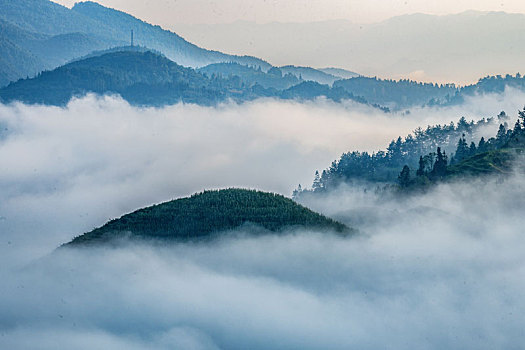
[1, 50, 392, 108]
[0, 20, 44, 87]
[0, 50, 228, 106]
[66, 188, 350, 246]
[0, 0, 270, 86]
[71, 1, 271, 69]
[171, 12, 525, 84]
[0, 18, 116, 87]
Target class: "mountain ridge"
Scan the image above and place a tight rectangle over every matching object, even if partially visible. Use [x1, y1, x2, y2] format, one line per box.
[0, 0, 272, 86]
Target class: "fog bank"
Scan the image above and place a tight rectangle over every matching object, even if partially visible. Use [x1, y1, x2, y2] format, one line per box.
[1, 92, 525, 348]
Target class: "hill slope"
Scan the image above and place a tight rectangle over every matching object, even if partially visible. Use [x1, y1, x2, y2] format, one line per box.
[67, 189, 350, 246]
[0, 0, 270, 86]
[0, 50, 229, 106]
[447, 148, 524, 178]
[0, 49, 389, 107]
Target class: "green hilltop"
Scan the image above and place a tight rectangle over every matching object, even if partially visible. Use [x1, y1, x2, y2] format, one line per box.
[66, 189, 350, 246]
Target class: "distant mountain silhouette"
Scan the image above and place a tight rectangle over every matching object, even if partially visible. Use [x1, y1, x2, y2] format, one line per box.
[318, 68, 359, 80]
[0, 50, 385, 107]
[0, 0, 270, 86]
[279, 66, 340, 86]
[0, 50, 227, 106]
[171, 12, 525, 83]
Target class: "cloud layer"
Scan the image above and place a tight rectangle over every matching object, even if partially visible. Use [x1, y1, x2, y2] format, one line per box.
[1, 93, 524, 349]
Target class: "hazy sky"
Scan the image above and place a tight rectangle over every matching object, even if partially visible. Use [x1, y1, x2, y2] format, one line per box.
[55, 0, 525, 25]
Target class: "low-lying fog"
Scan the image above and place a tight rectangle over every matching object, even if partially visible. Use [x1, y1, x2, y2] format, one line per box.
[1, 91, 524, 349]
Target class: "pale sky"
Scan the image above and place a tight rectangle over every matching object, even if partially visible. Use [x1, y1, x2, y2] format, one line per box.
[54, 0, 525, 25]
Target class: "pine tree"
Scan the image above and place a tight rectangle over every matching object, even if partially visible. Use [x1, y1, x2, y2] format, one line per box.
[398, 165, 411, 188]
[431, 147, 447, 179]
[416, 156, 426, 176]
[312, 171, 322, 191]
[454, 134, 469, 162]
[518, 106, 525, 128]
[513, 119, 523, 135]
[496, 123, 507, 145]
[478, 137, 486, 152]
[469, 141, 477, 156]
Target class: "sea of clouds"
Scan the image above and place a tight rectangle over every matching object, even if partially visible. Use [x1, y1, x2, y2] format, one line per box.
[1, 91, 525, 349]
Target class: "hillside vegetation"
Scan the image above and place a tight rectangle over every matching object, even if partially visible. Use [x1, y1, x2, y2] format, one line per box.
[0, 50, 388, 107]
[0, 0, 269, 86]
[67, 189, 350, 246]
[0, 51, 226, 105]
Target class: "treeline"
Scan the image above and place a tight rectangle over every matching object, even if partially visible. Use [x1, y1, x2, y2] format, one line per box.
[334, 76, 457, 109]
[295, 110, 525, 196]
[398, 110, 525, 188]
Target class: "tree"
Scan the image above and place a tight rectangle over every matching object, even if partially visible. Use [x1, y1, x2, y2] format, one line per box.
[398, 165, 411, 188]
[519, 106, 525, 128]
[292, 184, 303, 199]
[454, 134, 469, 162]
[312, 171, 322, 191]
[478, 137, 486, 152]
[469, 141, 477, 156]
[431, 147, 447, 179]
[513, 119, 523, 135]
[416, 156, 426, 176]
[496, 123, 508, 145]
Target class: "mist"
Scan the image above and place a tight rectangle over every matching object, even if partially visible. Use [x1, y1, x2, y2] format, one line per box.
[1, 92, 525, 349]
[2, 166, 525, 349]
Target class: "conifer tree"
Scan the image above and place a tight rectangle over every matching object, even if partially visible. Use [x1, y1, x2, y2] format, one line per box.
[398, 165, 411, 188]
[416, 156, 426, 176]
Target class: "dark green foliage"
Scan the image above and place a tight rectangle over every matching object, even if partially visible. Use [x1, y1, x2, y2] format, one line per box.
[430, 147, 448, 179]
[297, 109, 525, 197]
[67, 189, 350, 246]
[307, 116, 492, 189]
[446, 148, 521, 177]
[453, 135, 469, 163]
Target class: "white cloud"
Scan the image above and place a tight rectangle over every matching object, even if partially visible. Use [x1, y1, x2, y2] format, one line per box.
[0, 92, 524, 348]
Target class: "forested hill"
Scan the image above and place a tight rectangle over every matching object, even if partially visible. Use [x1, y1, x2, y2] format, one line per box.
[0, 50, 225, 106]
[295, 111, 525, 197]
[66, 189, 350, 246]
[333, 76, 457, 109]
[0, 49, 385, 107]
[0, 0, 270, 86]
